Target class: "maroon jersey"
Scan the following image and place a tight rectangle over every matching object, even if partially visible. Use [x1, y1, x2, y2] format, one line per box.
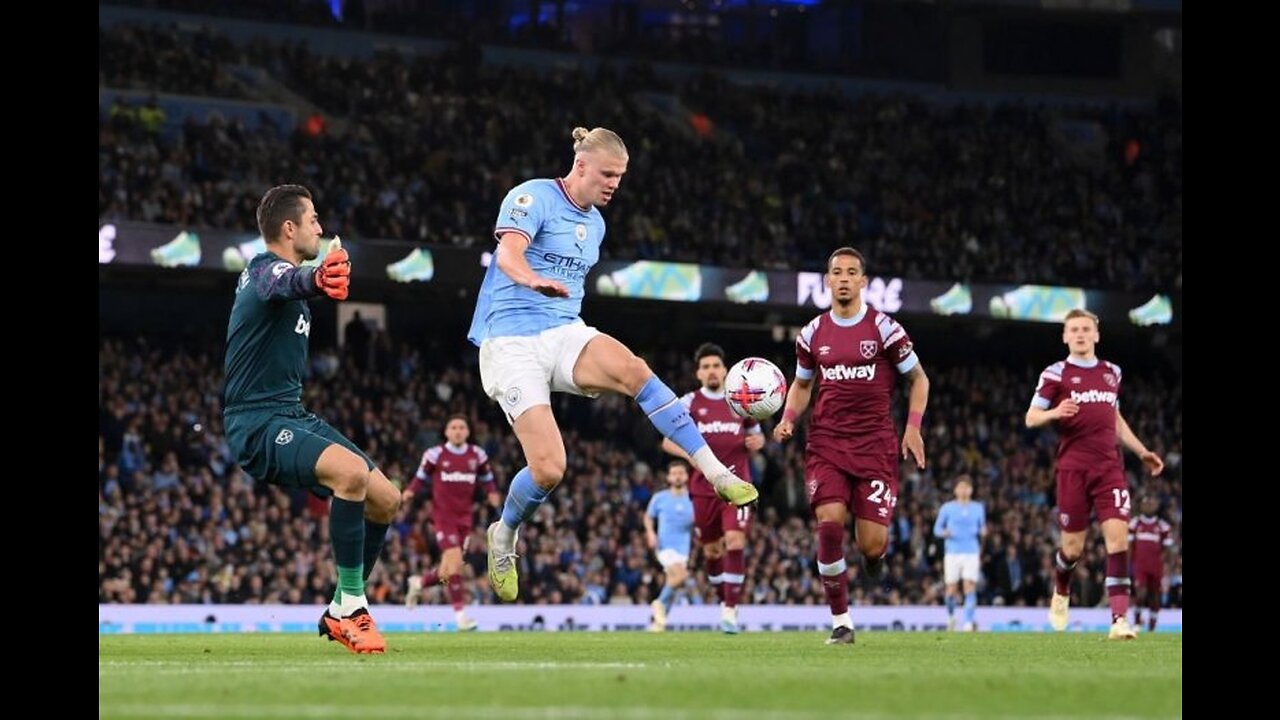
[1129, 515, 1173, 571]
[682, 388, 760, 498]
[409, 443, 496, 522]
[1031, 358, 1123, 472]
[795, 307, 918, 479]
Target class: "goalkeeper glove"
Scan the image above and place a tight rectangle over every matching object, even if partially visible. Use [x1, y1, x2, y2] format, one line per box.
[316, 237, 350, 301]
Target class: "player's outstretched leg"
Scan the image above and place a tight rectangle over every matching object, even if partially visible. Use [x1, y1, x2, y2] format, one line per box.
[635, 376, 757, 507]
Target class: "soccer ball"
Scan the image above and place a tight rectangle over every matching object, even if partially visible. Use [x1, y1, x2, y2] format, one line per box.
[724, 357, 787, 420]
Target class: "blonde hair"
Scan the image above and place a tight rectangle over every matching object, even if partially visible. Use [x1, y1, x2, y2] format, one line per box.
[571, 126, 628, 157]
[1064, 308, 1099, 326]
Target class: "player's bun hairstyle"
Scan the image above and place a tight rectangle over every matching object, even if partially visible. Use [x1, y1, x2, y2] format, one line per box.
[257, 184, 313, 242]
[572, 126, 628, 157]
[827, 246, 867, 274]
[694, 342, 726, 364]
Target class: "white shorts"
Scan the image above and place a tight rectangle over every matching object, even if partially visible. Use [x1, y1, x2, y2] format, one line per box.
[478, 322, 602, 424]
[944, 553, 980, 584]
[656, 549, 688, 568]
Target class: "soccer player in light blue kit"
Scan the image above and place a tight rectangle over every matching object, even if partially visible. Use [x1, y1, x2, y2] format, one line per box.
[933, 475, 986, 631]
[645, 459, 696, 632]
[469, 126, 757, 602]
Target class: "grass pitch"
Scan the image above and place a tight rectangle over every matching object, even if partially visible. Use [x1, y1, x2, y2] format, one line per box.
[99, 632, 1181, 719]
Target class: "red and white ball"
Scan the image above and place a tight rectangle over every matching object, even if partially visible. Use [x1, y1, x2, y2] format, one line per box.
[724, 357, 787, 420]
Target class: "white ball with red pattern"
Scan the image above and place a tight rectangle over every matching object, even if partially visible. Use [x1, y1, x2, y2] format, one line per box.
[724, 357, 787, 420]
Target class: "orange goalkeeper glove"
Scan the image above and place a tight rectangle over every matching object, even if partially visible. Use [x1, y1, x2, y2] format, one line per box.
[316, 237, 350, 301]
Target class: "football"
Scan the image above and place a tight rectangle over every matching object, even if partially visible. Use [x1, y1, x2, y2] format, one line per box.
[724, 357, 787, 420]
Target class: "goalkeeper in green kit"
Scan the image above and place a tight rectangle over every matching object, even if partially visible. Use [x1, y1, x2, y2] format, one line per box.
[222, 184, 399, 654]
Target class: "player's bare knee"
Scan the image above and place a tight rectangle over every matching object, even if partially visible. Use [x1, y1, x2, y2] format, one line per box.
[724, 533, 746, 551]
[860, 537, 888, 560]
[327, 462, 369, 498]
[702, 542, 724, 559]
[529, 454, 566, 488]
[442, 550, 461, 576]
[623, 356, 652, 395]
[367, 488, 400, 523]
[814, 508, 844, 524]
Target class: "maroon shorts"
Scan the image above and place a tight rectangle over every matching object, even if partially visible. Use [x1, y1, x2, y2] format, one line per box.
[433, 515, 472, 552]
[692, 494, 752, 544]
[1056, 467, 1129, 532]
[805, 453, 898, 526]
[1133, 566, 1163, 591]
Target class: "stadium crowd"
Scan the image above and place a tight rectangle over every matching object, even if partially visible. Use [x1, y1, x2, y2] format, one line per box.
[99, 23, 1182, 293]
[98, 334, 1183, 610]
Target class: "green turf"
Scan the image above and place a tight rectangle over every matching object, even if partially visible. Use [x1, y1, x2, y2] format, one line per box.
[99, 632, 1181, 719]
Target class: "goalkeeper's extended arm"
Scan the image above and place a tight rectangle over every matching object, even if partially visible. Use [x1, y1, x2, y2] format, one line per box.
[314, 237, 350, 301]
[251, 237, 349, 302]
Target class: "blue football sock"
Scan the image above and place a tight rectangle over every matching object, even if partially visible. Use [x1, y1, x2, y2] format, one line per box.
[658, 585, 676, 612]
[500, 466, 550, 529]
[963, 591, 977, 625]
[636, 376, 706, 456]
[945, 594, 957, 617]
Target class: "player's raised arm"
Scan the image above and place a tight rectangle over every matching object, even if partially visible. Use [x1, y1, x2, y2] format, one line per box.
[250, 238, 349, 302]
[249, 257, 321, 302]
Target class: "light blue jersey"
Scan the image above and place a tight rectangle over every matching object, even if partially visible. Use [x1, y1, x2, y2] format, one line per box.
[647, 489, 695, 557]
[934, 500, 986, 555]
[468, 178, 606, 346]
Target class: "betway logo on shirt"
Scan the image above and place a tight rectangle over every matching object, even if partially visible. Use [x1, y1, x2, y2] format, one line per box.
[698, 420, 741, 435]
[821, 363, 877, 382]
[440, 471, 477, 483]
[1069, 389, 1117, 405]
